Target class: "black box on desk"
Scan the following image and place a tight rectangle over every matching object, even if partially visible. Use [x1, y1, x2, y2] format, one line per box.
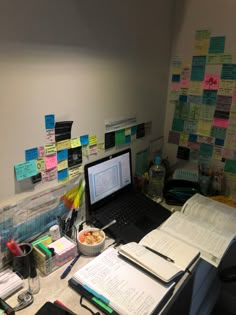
[0, 298, 15, 315]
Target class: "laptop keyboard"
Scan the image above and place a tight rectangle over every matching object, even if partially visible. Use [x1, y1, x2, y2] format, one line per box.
[95, 193, 149, 230]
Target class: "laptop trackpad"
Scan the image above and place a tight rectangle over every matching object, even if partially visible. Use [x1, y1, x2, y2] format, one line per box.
[120, 215, 156, 243]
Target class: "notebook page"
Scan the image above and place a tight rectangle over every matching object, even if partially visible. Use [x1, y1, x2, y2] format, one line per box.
[73, 247, 175, 315]
[140, 229, 199, 270]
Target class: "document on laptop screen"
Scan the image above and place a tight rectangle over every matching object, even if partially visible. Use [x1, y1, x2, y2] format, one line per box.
[87, 151, 131, 205]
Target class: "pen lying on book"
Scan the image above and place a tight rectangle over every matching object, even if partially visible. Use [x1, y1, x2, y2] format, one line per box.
[143, 246, 175, 263]
[60, 253, 81, 279]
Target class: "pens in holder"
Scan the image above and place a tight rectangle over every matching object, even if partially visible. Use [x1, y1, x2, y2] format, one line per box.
[60, 253, 81, 279]
[6, 239, 25, 256]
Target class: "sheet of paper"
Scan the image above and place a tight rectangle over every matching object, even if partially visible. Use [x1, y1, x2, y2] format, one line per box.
[160, 210, 234, 267]
[182, 194, 236, 233]
[73, 247, 174, 315]
[139, 229, 199, 271]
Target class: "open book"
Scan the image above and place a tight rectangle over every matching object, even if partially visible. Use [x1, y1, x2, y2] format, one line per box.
[72, 247, 175, 315]
[119, 229, 200, 283]
[159, 193, 236, 267]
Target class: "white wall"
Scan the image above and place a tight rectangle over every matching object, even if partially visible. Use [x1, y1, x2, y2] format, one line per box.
[0, 1, 175, 201]
[164, 0, 236, 163]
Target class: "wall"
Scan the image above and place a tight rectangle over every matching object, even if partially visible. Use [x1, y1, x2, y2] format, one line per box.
[164, 2, 236, 311]
[164, 0, 236, 197]
[0, 0, 175, 202]
[164, 0, 236, 162]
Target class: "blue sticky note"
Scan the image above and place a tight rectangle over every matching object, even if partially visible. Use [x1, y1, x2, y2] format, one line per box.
[131, 126, 137, 135]
[25, 147, 39, 161]
[179, 95, 188, 103]
[125, 135, 131, 143]
[57, 168, 69, 181]
[189, 134, 197, 142]
[172, 74, 181, 82]
[14, 160, 37, 181]
[80, 134, 89, 146]
[215, 138, 224, 146]
[57, 149, 68, 162]
[45, 114, 55, 130]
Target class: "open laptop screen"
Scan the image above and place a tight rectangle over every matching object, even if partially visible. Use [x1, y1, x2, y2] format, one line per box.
[84, 149, 133, 209]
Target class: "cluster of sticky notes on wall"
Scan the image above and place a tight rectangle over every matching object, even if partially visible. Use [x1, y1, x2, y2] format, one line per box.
[104, 118, 152, 150]
[14, 115, 86, 183]
[168, 30, 236, 179]
[14, 115, 152, 184]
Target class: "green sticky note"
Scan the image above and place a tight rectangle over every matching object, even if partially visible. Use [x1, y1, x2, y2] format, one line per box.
[209, 36, 225, 53]
[115, 129, 126, 145]
[92, 297, 113, 313]
[200, 143, 213, 157]
[172, 118, 184, 132]
[224, 160, 236, 173]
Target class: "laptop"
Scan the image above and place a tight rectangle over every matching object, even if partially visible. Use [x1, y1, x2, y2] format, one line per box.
[84, 148, 171, 243]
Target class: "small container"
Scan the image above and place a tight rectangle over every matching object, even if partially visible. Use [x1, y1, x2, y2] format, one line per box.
[49, 224, 61, 241]
[148, 156, 166, 203]
[12, 243, 34, 279]
[78, 228, 105, 256]
[28, 267, 40, 295]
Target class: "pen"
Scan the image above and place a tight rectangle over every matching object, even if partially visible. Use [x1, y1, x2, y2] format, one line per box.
[143, 245, 175, 263]
[60, 253, 81, 279]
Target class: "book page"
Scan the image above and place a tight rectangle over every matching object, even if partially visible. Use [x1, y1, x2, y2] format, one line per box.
[140, 229, 199, 270]
[119, 242, 182, 282]
[160, 211, 234, 267]
[182, 194, 236, 234]
[73, 247, 175, 315]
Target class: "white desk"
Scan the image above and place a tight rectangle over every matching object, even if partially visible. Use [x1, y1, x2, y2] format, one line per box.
[5, 236, 198, 315]
[5, 201, 219, 315]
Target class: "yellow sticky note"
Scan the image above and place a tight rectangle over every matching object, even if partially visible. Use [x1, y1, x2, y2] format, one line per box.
[89, 135, 98, 145]
[71, 138, 81, 148]
[56, 140, 71, 151]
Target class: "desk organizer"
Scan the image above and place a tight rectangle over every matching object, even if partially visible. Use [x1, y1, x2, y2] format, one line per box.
[33, 236, 77, 276]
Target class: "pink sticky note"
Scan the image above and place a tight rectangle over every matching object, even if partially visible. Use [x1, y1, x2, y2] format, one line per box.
[38, 146, 45, 157]
[213, 118, 229, 128]
[203, 74, 219, 90]
[45, 153, 57, 170]
[171, 82, 181, 91]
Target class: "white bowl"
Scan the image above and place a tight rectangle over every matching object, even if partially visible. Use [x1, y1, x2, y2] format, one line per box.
[78, 227, 105, 256]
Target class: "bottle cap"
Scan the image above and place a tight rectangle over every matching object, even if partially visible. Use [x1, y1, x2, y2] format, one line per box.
[155, 156, 161, 165]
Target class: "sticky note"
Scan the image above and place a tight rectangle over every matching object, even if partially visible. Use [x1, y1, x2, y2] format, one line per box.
[57, 149, 68, 162]
[45, 114, 55, 130]
[25, 147, 39, 161]
[80, 134, 89, 146]
[15, 160, 37, 181]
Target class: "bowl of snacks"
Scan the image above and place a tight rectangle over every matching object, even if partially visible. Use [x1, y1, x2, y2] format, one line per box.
[78, 227, 106, 256]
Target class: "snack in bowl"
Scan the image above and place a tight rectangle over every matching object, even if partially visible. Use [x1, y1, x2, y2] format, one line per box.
[78, 227, 105, 256]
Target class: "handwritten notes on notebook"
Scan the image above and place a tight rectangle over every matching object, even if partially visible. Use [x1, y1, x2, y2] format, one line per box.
[72, 247, 175, 315]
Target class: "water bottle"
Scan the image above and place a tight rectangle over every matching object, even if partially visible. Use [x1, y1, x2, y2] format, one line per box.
[148, 156, 165, 203]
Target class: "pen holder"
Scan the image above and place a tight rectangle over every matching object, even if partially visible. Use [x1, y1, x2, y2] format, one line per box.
[12, 243, 35, 279]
